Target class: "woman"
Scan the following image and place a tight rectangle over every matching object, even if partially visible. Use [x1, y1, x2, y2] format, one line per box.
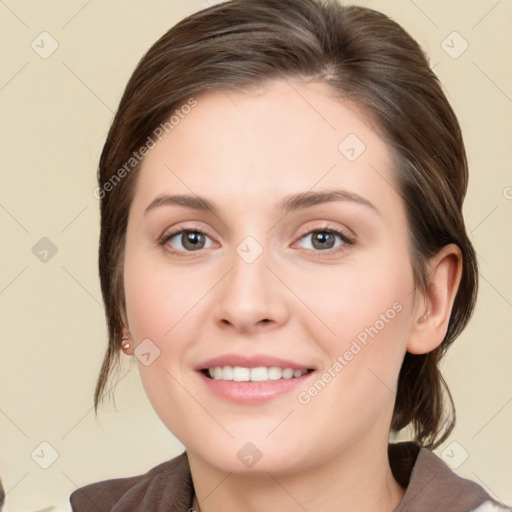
[70, 0, 510, 510]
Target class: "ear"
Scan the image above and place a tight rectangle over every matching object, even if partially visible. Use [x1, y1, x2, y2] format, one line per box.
[407, 244, 463, 355]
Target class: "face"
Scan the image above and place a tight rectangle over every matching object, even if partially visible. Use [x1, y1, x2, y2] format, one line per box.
[123, 79, 417, 475]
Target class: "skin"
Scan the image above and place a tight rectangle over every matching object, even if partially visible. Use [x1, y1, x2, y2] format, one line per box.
[123, 79, 462, 512]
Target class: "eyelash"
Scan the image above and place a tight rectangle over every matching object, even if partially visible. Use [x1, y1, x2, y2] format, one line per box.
[159, 225, 355, 257]
[294, 225, 355, 256]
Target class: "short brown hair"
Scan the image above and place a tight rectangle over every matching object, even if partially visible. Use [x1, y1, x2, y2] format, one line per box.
[94, 0, 478, 449]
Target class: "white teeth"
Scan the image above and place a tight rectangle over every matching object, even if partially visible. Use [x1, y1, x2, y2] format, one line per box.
[250, 367, 268, 381]
[223, 366, 234, 380]
[206, 366, 309, 381]
[211, 366, 233, 380]
[268, 367, 282, 380]
[282, 368, 294, 379]
[233, 367, 250, 382]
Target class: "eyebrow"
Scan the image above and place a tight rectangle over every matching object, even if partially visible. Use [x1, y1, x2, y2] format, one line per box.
[279, 189, 378, 214]
[144, 189, 379, 216]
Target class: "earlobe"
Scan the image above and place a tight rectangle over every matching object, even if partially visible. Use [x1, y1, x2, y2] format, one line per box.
[407, 244, 463, 355]
[121, 328, 134, 356]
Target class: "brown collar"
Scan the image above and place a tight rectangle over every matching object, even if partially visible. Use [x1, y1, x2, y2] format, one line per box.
[70, 442, 496, 511]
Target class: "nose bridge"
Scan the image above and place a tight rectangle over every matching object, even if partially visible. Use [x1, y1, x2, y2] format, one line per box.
[213, 233, 288, 331]
[228, 237, 270, 310]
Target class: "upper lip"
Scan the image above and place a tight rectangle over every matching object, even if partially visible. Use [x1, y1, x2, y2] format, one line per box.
[195, 354, 314, 371]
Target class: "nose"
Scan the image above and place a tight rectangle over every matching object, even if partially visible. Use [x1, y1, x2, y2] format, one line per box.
[213, 243, 290, 336]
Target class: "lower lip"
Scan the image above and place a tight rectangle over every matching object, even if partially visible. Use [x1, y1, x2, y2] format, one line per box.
[197, 371, 315, 404]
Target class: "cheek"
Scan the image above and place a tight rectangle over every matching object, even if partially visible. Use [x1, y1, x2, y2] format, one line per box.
[295, 254, 413, 355]
[123, 241, 218, 402]
[123, 245, 206, 438]
[291, 283, 412, 451]
[293, 249, 414, 411]
[123, 242, 205, 341]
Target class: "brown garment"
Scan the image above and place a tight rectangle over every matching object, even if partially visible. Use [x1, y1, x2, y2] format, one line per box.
[69, 442, 507, 511]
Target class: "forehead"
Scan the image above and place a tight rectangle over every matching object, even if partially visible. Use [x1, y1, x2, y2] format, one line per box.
[134, 79, 398, 212]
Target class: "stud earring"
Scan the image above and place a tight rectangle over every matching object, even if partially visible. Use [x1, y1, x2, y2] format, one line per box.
[121, 330, 133, 356]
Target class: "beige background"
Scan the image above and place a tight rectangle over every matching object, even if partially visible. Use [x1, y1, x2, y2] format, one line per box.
[0, 0, 511, 510]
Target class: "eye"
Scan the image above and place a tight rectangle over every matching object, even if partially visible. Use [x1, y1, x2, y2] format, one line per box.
[295, 227, 354, 253]
[161, 229, 216, 253]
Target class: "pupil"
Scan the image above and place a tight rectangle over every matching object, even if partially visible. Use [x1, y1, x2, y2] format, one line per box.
[313, 232, 334, 249]
[183, 232, 205, 250]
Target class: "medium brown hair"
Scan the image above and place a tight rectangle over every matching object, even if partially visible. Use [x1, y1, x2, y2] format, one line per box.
[94, 0, 478, 449]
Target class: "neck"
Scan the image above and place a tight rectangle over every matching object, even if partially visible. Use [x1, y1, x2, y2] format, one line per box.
[188, 440, 405, 512]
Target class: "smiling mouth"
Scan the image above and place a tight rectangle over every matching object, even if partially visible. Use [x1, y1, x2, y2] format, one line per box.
[201, 366, 314, 382]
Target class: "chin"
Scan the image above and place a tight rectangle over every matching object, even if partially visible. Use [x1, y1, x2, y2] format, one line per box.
[188, 435, 311, 476]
